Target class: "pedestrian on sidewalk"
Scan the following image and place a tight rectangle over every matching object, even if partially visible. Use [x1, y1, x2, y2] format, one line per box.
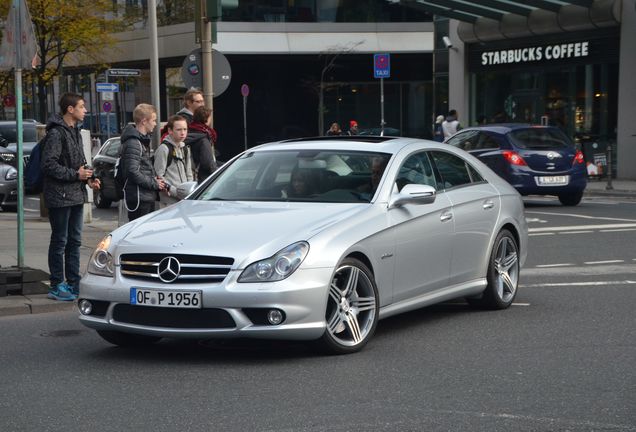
[176, 88, 205, 124]
[120, 104, 167, 221]
[41, 93, 101, 301]
[442, 109, 462, 139]
[186, 106, 218, 183]
[155, 115, 193, 207]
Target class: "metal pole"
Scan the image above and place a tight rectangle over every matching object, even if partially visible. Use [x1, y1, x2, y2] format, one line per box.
[243, 95, 247, 150]
[606, 142, 613, 190]
[14, 0, 25, 268]
[380, 77, 385, 136]
[201, 0, 214, 125]
[148, 0, 161, 147]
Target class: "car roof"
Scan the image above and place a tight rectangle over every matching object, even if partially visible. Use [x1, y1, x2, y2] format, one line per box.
[458, 123, 562, 134]
[250, 136, 425, 154]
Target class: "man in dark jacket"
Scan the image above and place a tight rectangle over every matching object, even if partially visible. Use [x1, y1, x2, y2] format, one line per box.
[120, 103, 166, 221]
[41, 93, 101, 301]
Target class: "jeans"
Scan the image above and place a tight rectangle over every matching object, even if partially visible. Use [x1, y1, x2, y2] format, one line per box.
[48, 204, 84, 287]
[128, 201, 155, 221]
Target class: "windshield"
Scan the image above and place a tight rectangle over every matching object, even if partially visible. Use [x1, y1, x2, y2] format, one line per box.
[196, 150, 392, 203]
[509, 128, 572, 150]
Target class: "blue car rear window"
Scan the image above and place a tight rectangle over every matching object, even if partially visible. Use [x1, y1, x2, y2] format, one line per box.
[509, 128, 572, 150]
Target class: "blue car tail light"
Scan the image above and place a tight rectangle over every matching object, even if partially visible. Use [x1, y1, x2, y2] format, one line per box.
[502, 150, 527, 166]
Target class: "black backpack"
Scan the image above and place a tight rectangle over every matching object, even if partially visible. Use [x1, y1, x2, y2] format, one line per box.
[24, 134, 48, 193]
[113, 141, 127, 200]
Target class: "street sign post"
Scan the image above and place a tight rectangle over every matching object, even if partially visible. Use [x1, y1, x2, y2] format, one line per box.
[241, 84, 249, 150]
[373, 54, 390, 135]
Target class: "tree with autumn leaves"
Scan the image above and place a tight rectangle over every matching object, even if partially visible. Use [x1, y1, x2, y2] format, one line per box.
[1, 0, 131, 121]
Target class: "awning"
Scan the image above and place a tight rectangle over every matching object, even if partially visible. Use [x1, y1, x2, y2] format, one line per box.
[400, 0, 622, 42]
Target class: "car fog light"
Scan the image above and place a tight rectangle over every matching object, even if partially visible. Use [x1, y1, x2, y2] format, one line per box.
[79, 299, 93, 315]
[267, 309, 284, 325]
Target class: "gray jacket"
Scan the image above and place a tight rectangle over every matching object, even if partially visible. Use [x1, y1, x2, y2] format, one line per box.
[120, 124, 160, 205]
[41, 115, 88, 208]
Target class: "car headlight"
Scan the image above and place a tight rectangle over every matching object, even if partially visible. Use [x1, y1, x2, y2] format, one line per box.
[238, 241, 309, 283]
[5, 167, 17, 180]
[0, 152, 16, 164]
[87, 235, 115, 277]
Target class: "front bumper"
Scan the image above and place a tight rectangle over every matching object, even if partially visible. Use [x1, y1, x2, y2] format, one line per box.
[78, 266, 333, 341]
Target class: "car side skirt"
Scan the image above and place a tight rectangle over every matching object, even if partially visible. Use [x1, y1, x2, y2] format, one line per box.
[379, 279, 487, 320]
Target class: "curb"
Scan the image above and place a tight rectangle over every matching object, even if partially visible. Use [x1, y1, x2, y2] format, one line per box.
[0, 295, 76, 318]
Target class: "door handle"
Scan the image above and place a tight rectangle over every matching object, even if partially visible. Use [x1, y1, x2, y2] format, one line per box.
[440, 212, 453, 222]
[483, 200, 494, 210]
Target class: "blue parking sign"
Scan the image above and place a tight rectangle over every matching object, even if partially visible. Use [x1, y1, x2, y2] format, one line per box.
[374, 54, 390, 78]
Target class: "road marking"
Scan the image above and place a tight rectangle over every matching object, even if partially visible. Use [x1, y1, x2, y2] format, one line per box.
[521, 280, 636, 288]
[584, 259, 625, 265]
[559, 230, 593, 234]
[529, 232, 554, 236]
[600, 228, 636, 233]
[536, 263, 574, 268]
[529, 223, 636, 233]
[525, 217, 547, 223]
[525, 210, 636, 223]
[511, 302, 530, 306]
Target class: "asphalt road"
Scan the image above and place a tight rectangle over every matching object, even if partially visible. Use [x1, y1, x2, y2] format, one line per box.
[1, 196, 635, 432]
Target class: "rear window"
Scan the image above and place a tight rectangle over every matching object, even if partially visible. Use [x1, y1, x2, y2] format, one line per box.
[0, 122, 37, 142]
[509, 128, 572, 150]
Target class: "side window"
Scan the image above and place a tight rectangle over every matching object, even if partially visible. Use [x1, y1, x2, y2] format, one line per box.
[445, 130, 479, 151]
[395, 152, 437, 191]
[105, 140, 121, 157]
[476, 133, 499, 150]
[430, 151, 472, 189]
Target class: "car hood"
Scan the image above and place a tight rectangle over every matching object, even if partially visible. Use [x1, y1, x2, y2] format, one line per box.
[7, 141, 38, 155]
[115, 200, 366, 268]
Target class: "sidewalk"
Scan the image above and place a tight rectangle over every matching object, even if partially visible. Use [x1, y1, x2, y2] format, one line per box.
[1, 179, 635, 318]
[0, 211, 117, 317]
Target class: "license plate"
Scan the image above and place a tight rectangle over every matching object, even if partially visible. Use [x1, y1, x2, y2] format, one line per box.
[130, 288, 202, 308]
[536, 175, 569, 186]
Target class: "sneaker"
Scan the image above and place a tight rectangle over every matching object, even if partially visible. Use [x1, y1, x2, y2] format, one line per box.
[67, 282, 79, 297]
[47, 282, 77, 302]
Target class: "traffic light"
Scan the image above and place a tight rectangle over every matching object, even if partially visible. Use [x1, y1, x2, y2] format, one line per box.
[206, 0, 221, 20]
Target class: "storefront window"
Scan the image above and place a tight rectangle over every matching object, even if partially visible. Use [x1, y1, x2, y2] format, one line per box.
[472, 63, 618, 141]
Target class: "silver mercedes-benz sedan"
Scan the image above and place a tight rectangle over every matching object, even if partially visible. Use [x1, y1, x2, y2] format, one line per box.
[79, 136, 528, 354]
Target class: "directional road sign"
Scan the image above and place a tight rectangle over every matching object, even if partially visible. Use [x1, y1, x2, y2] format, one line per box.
[96, 83, 120, 92]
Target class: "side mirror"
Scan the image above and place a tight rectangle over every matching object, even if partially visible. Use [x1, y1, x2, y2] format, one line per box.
[389, 184, 436, 209]
[0, 136, 8, 148]
[176, 181, 197, 200]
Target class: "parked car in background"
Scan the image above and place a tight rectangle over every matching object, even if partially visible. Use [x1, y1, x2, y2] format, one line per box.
[79, 135, 528, 354]
[0, 120, 40, 168]
[0, 135, 18, 211]
[445, 124, 587, 206]
[91, 137, 121, 208]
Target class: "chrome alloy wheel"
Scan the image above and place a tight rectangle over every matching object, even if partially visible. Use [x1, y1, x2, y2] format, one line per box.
[325, 262, 377, 349]
[493, 235, 519, 303]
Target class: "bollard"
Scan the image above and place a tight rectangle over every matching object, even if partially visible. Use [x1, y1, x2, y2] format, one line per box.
[605, 142, 613, 190]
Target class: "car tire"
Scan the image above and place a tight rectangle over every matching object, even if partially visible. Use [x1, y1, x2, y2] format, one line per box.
[0, 205, 17, 212]
[467, 229, 519, 310]
[94, 190, 112, 209]
[319, 257, 379, 354]
[97, 330, 161, 347]
[558, 192, 583, 206]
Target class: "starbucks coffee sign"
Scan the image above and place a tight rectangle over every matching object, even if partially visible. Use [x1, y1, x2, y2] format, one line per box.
[481, 41, 589, 66]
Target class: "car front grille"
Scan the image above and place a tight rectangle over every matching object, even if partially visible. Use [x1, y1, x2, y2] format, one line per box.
[112, 304, 236, 328]
[119, 253, 234, 284]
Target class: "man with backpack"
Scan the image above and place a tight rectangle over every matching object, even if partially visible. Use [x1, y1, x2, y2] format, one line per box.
[41, 93, 101, 301]
[119, 103, 167, 221]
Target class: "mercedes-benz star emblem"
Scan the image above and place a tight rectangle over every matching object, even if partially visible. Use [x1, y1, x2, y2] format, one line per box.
[158, 256, 181, 283]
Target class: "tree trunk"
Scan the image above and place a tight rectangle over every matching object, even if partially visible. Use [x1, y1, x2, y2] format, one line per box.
[37, 77, 47, 123]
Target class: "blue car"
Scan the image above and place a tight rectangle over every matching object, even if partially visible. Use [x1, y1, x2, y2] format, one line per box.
[445, 124, 587, 206]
